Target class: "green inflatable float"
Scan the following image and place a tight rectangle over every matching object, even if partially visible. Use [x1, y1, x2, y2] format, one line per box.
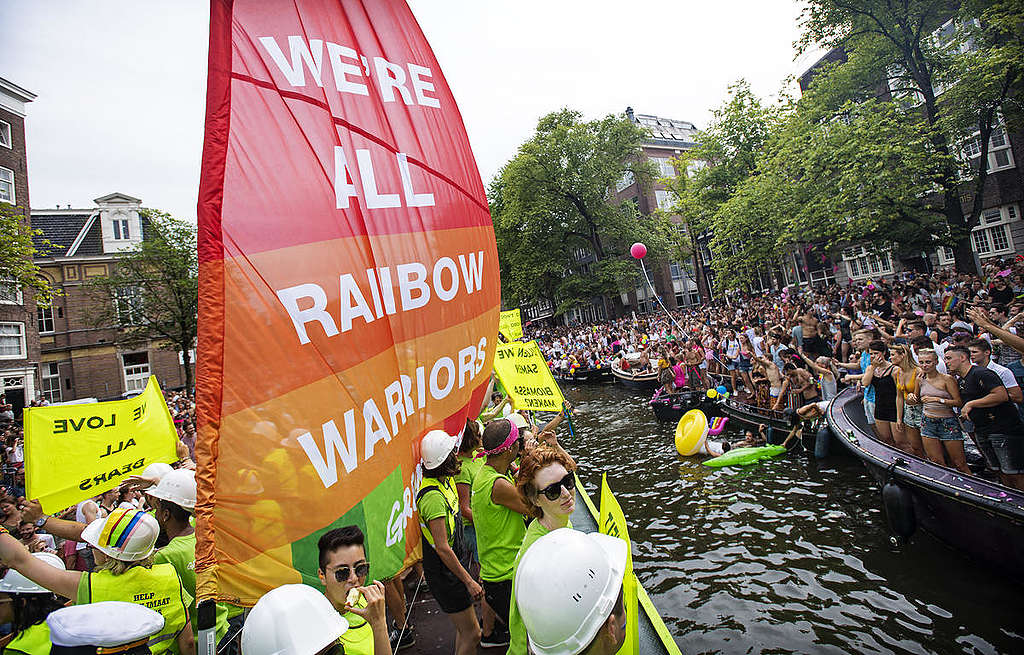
[702, 445, 787, 467]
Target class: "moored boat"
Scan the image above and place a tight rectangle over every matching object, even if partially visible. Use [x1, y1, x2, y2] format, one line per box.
[554, 365, 614, 384]
[649, 388, 709, 422]
[611, 355, 661, 390]
[826, 387, 1024, 582]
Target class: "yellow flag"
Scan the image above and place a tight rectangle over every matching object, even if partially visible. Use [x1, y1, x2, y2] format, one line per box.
[599, 473, 639, 655]
[499, 309, 523, 341]
[492, 340, 564, 411]
[24, 377, 179, 513]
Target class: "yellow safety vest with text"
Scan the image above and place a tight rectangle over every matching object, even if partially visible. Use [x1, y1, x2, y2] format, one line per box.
[78, 564, 190, 655]
[340, 595, 374, 655]
[3, 622, 50, 655]
[417, 476, 458, 548]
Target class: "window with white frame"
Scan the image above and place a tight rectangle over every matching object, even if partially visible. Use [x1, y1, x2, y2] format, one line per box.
[112, 215, 131, 240]
[0, 167, 14, 204]
[0, 280, 21, 305]
[112, 286, 143, 325]
[122, 352, 150, 393]
[937, 246, 956, 266]
[670, 262, 684, 280]
[655, 189, 674, 212]
[810, 268, 836, 287]
[674, 291, 687, 307]
[615, 171, 635, 192]
[650, 157, 675, 178]
[41, 362, 62, 403]
[37, 304, 54, 333]
[842, 246, 893, 280]
[964, 125, 1015, 173]
[689, 290, 701, 305]
[971, 204, 1018, 258]
[0, 121, 11, 149]
[0, 323, 26, 359]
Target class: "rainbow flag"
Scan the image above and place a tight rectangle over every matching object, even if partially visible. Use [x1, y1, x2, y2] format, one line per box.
[942, 294, 958, 312]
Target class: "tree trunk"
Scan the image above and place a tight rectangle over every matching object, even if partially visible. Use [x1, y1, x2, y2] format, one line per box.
[182, 342, 194, 393]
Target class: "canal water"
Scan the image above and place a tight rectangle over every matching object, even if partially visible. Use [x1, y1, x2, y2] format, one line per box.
[562, 384, 1023, 655]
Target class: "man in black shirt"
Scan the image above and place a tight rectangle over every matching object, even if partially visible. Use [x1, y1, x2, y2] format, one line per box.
[989, 278, 1015, 306]
[944, 345, 1024, 490]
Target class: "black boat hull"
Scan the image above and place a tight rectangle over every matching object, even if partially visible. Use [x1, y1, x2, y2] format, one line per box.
[649, 390, 709, 422]
[554, 367, 614, 384]
[827, 387, 1024, 582]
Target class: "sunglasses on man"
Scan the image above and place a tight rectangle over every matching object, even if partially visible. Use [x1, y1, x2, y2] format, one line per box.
[539, 472, 575, 501]
[333, 562, 370, 582]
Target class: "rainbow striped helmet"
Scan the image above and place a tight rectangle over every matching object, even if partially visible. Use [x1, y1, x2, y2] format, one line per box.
[80, 507, 159, 562]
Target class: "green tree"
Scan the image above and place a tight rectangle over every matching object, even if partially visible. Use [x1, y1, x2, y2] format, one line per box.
[86, 210, 198, 391]
[491, 109, 669, 317]
[798, 0, 1024, 273]
[0, 202, 54, 303]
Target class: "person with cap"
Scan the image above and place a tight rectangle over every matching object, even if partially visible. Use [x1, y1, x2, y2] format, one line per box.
[0, 510, 194, 654]
[514, 529, 628, 655]
[0, 552, 68, 654]
[415, 429, 481, 655]
[241, 584, 348, 655]
[471, 419, 532, 647]
[315, 526, 391, 655]
[47, 601, 165, 655]
[145, 469, 230, 646]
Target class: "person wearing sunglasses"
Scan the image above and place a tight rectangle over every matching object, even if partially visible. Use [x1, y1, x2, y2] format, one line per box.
[316, 525, 391, 655]
[506, 445, 577, 655]
[471, 419, 533, 647]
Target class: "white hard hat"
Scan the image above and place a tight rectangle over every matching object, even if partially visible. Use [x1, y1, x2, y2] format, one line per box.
[514, 528, 628, 655]
[0, 552, 66, 593]
[146, 468, 197, 510]
[508, 413, 530, 429]
[420, 429, 458, 470]
[141, 462, 174, 483]
[80, 508, 160, 562]
[241, 584, 348, 655]
[48, 601, 164, 647]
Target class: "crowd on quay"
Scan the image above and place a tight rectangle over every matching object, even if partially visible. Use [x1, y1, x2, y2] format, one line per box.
[533, 257, 1024, 490]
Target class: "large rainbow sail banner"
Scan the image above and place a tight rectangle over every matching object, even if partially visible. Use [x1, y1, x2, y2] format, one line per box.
[194, 0, 500, 606]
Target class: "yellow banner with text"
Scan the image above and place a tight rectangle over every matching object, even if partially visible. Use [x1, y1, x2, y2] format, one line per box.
[24, 377, 179, 513]
[493, 340, 564, 411]
[498, 309, 523, 341]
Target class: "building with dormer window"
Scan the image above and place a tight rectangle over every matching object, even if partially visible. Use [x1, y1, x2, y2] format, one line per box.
[31, 193, 193, 401]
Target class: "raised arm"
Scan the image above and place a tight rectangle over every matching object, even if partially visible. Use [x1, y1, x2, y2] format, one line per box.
[968, 307, 1024, 356]
[0, 529, 83, 600]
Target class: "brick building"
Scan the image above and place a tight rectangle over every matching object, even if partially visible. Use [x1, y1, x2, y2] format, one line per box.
[31, 193, 193, 402]
[0, 76, 40, 420]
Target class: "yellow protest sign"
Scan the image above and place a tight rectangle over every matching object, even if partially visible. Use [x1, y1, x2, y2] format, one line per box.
[25, 377, 179, 513]
[600, 473, 639, 655]
[493, 340, 564, 411]
[498, 309, 523, 341]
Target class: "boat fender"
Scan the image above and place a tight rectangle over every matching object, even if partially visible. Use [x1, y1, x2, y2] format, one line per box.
[881, 480, 916, 543]
[814, 425, 831, 459]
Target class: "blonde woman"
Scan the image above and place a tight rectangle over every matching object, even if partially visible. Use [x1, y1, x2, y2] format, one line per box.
[892, 344, 925, 457]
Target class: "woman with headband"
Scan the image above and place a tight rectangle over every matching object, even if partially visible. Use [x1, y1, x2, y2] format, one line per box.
[471, 418, 533, 647]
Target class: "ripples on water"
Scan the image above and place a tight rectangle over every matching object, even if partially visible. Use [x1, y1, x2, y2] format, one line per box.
[562, 385, 1023, 655]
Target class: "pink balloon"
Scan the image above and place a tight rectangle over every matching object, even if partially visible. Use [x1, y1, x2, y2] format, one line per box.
[630, 242, 647, 259]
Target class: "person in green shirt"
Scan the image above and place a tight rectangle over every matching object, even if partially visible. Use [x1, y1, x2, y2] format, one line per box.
[145, 469, 230, 647]
[471, 419, 532, 646]
[316, 525, 391, 655]
[507, 445, 577, 655]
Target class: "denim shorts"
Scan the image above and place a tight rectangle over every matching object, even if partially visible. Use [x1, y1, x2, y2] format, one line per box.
[978, 432, 1024, 475]
[725, 362, 737, 371]
[921, 415, 963, 441]
[903, 403, 923, 430]
[863, 397, 876, 425]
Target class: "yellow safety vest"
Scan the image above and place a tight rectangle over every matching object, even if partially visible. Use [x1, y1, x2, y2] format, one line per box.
[340, 595, 374, 655]
[3, 622, 50, 655]
[78, 564, 190, 655]
[417, 477, 457, 548]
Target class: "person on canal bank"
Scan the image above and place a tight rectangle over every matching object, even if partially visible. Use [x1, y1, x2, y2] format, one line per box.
[316, 526, 392, 655]
[471, 419, 532, 647]
[0, 509, 193, 654]
[835, 330, 877, 434]
[416, 429, 482, 655]
[0, 552, 68, 654]
[944, 345, 1024, 490]
[507, 446, 577, 655]
[47, 602, 167, 655]
[241, 584, 348, 655]
[514, 529, 627, 655]
[916, 349, 970, 474]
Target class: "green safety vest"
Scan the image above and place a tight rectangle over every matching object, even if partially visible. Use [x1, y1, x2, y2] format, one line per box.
[340, 595, 374, 655]
[78, 564, 191, 655]
[417, 477, 458, 548]
[471, 465, 526, 582]
[3, 622, 50, 655]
